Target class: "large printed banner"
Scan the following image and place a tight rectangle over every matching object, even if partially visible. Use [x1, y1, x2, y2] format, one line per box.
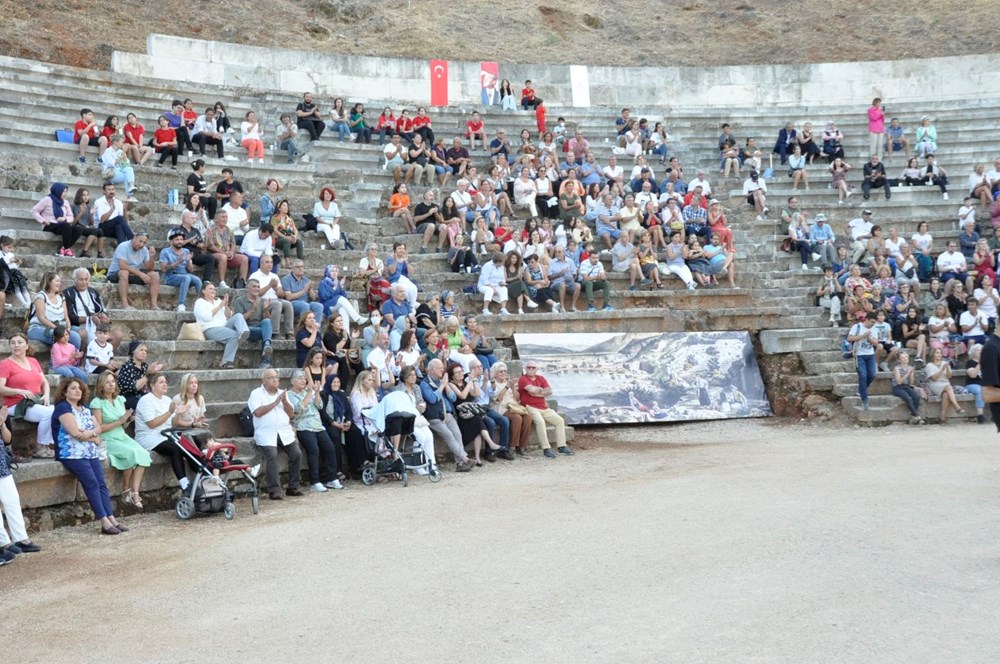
[429, 59, 448, 107]
[513, 332, 772, 426]
[480, 61, 499, 106]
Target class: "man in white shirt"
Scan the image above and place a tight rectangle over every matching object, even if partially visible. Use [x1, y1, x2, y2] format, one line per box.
[365, 330, 398, 391]
[247, 369, 302, 500]
[192, 107, 233, 160]
[477, 252, 509, 315]
[221, 191, 250, 241]
[248, 254, 294, 338]
[960, 297, 990, 345]
[936, 241, 969, 286]
[579, 251, 612, 312]
[742, 171, 767, 219]
[239, 223, 274, 275]
[603, 155, 625, 197]
[450, 179, 475, 223]
[848, 209, 875, 263]
[687, 169, 712, 198]
[93, 181, 135, 245]
[987, 158, 1000, 195]
[383, 133, 406, 184]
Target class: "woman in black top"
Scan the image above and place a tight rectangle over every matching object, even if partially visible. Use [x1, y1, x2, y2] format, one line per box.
[295, 311, 323, 368]
[446, 361, 500, 465]
[118, 341, 165, 411]
[322, 313, 360, 388]
[966, 344, 986, 424]
[185, 159, 217, 220]
[322, 374, 368, 476]
[416, 293, 440, 330]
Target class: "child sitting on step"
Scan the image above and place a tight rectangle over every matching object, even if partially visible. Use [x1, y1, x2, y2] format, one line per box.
[0, 235, 31, 308]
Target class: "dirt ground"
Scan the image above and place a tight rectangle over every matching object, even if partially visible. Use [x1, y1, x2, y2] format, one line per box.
[2, 0, 999, 71]
[4, 418, 999, 663]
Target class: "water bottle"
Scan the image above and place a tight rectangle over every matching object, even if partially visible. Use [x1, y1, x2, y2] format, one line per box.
[172, 188, 179, 206]
[167, 189, 174, 206]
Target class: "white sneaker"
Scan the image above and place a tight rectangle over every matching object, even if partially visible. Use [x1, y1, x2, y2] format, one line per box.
[811, 252, 821, 262]
[310, 482, 328, 493]
[223, 155, 238, 162]
[500, 307, 510, 315]
[482, 308, 491, 315]
[687, 282, 697, 291]
[186, 150, 193, 159]
[846, 189, 853, 198]
[176, 304, 186, 312]
[518, 308, 525, 315]
[324, 479, 344, 490]
[801, 264, 809, 271]
[551, 302, 560, 313]
[257, 158, 265, 164]
[942, 192, 949, 200]
[247, 158, 254, 164]
[219, 280, 230, 289]
[526, 300, 539, 309]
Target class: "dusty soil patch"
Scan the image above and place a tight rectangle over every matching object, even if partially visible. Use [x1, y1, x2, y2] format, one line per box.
[4, 418, 999, 663]
[2, 0, 997, 71]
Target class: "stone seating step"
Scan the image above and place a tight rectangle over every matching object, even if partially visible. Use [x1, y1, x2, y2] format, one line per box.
[840, 394, 981, 425]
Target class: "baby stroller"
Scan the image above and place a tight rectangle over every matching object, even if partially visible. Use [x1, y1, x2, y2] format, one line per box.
[361, 394, 442, 487]
[163, 428, 261, 520]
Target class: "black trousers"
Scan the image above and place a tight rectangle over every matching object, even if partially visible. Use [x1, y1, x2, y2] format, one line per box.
[196, 134, 224, 158]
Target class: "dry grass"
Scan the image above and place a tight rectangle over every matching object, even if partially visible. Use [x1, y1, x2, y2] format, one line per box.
[0, 0, 997, 70]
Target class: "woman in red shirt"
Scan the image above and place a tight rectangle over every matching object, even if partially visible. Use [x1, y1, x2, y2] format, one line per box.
[122, 113, 154, 166]
[394, 110, 414, 142]
[465, 111, 486, 151]
[100, 115, 120, 148]
[152, 115, 179, 169]
[376, 107, 396, 145]
[0, 333, 55, 457]
[181, 98, 198, 130]
[412, 107, 434, 146]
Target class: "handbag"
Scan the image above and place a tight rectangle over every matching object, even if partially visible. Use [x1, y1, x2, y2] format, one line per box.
[13, 396, 39, 420]
[779, 237, 794, 253]
[102, 167, 115, 180]
[456, 401, 487, 420]
[506, 402, 528, 416]
[177, 322, 206, 341]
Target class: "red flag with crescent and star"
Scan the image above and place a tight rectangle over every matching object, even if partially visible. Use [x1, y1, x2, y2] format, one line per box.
[430, 59, 448, 107]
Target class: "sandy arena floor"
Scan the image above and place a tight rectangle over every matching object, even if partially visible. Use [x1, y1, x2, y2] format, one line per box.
[4, 418, 999, 664]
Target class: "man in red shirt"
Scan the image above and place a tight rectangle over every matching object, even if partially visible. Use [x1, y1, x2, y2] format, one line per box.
[520, 80, 541, 110]
[74, 108, 107, 164]
[517, 360, 573, 458]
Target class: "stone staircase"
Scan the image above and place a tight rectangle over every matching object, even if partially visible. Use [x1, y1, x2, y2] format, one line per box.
[3, 51, 998, 527]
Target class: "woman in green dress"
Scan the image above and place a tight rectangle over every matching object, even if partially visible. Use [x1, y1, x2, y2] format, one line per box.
[90, 371, 152, 509]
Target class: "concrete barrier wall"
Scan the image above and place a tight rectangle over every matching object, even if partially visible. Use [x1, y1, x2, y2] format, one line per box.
[109, 34, 1000, 110]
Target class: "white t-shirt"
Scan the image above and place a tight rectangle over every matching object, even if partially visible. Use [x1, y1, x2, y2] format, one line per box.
[688, 177, 712, 197]
[194, 297, 227, 330]
[848, 323, 875, 355]
[94, 196, 124, 220]
[240, 231, 273, 258]
[247, 385, 295, 447]
[974, 287, 999, 319]
[958, 205, 976, 226]
[987, 168, 1000, 186]
[240, 121, 263, 141]
[359, 256, 385, 273]
[222, 203, 249, 235]
[135, 393, 173, 451]
[249, 269, 281, 300]
[960, 310, 989, 337]
[85, 339, 115, 374]
[849, 219, 873, 241]
[742, 179, 766, 194]
[928, 316, 953, 340]
[366, 346, 398, 383]
[603, 164, 624, 181]
[911, 232, 933, 253]
[936, 250, 966, 273]
[383, 143, 405, 164]
[883, 237, 904, 259]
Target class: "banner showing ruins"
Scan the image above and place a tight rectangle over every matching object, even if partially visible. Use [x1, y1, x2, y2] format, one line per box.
[513, 332, 772, 426]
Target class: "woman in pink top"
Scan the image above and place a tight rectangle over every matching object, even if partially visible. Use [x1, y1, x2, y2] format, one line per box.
[867, 97, 886, 161]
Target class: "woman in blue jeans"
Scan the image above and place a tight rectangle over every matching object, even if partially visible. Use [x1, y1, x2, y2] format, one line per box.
[51, 376, 129, 535]
[27, 272, 82, 350]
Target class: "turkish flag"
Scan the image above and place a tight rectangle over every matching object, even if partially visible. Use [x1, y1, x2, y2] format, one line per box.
[430, 59, 448, 107]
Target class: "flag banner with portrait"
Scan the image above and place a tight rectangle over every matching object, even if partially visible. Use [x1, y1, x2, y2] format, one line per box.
[513, 332, 772, 426]
[480, 61, 499, 106]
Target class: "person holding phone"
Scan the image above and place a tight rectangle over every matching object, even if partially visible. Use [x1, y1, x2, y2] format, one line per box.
[90, 372, 152, 509]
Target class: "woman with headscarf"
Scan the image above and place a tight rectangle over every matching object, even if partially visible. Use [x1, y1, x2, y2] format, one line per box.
[31, 183, 83, 256]
[322, 374, 367, 479]
[318, 265, 366, 333]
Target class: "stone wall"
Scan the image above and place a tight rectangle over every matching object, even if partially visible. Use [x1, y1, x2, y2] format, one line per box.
[110, 34, 1000, 109]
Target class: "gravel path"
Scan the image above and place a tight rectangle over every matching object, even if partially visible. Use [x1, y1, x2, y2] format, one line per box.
[4, 419, 998, 664]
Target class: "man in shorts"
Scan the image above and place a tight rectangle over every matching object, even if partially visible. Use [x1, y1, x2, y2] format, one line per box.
[107, 231, 160, 310]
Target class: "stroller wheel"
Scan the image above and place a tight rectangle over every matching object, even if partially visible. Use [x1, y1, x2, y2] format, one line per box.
[401, 470, 408, 488]
[361, 466, 377, 486]
[223, 502, 236, 520]
[175, 497, 194, 520]
[429, 468, 443, 483]
[251, 494, 260, 515]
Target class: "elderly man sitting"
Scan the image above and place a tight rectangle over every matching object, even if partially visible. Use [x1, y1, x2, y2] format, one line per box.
[249, 254, 295, 340]
[381, 284, 422, 350]
[518, 360, 574, 458]
[107, 231, 160, 309]
[420, 359, 474, 472]
[248, 369, 303, 500]
[547, 245, 581, 312]
[280, 259, 324, 322]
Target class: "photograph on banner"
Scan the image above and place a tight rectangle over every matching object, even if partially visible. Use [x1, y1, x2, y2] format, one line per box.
[480, 62, 500, 106]
[513, 332, 772, 426]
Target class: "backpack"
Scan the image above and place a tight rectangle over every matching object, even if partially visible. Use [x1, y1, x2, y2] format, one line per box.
[239, 406, 255, 437]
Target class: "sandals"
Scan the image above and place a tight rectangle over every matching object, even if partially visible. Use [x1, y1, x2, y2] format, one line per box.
[33, 447, 55, 459]
[122, 489, 133, 505]
[132, 493, 144, 510]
